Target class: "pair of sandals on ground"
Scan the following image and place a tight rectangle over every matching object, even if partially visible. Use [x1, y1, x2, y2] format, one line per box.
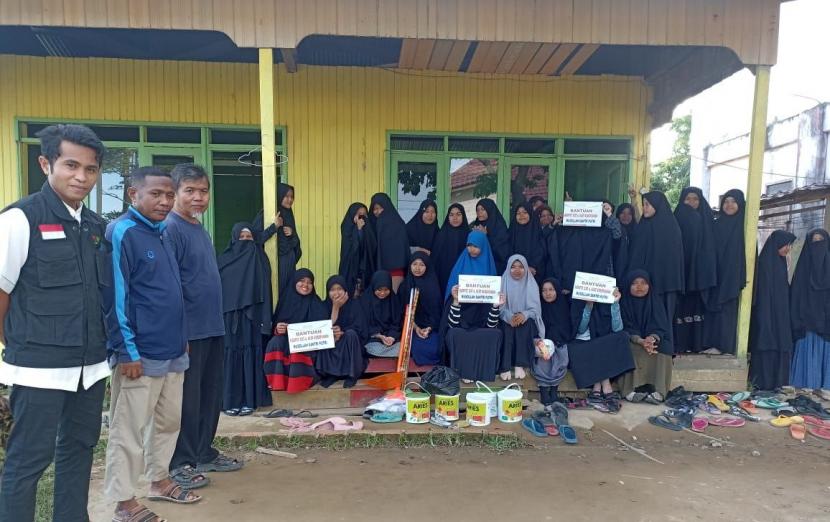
[113, 454, 244, 522]
[522, 402, 578, 444]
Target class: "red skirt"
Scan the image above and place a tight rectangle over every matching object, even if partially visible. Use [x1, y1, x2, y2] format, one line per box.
[264, 334, 317, 394]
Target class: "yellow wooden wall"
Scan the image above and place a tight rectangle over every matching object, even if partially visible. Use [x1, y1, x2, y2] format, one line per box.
[0, 55, 651, 282]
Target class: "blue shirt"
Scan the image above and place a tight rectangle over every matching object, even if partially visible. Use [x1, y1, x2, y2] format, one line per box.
[164, 211, 225, 341]
[105, 207, 187, 363]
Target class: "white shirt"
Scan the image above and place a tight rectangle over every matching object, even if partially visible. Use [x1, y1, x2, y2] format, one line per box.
[0, 201, 110, 391]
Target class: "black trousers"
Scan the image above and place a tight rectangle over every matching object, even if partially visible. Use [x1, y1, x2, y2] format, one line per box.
[170, 336, 224, 470]
[0, 378, 106, 522]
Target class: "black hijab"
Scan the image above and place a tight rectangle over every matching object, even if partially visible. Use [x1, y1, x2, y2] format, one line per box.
[470, 198, 510, 271]
[368, 193, 410, 270]
[791, 228, 830, 340]
[273, 268, 327, 325]
[405, 199, 439, 252]
[750, 230, 796, 352]
[325, 275, 369, 344]
[707, 189, 746, 308]
[620, 269, 673, 355]
[360, 270, 402, 338]
[540, 278, 573, 345]
[432, 203, 470, 292]
[509, 202, 544, 272]
[217, 222, 265, 314]
[339, 202, 377, 295]
[613, 203, 636, 277]
[673, 187, 717, 293]
[578, 209, 614, 277]
[628, 190, 685, 295]
[276, 183, 302, 259]
[398, 252, 443, 331]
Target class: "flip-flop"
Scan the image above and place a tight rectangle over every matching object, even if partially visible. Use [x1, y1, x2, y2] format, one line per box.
[532, 411, 559, 436]
[649, 414, 683, 431]
[728, 391, 750, 404]
[738, 400, 759, 414]
[806, 425, 830, 440]
[770, 415, 804, 428]
[522, 418, 548, 437]
[707, 395, 730, 412]
[729, 406, 760, 422]
[753, 398, 789, 409]
[264, 408, 294, 418]
[716, 392, 732, 402]
[558, 424, 578, 444]
[691, 417, 709, 433]
[707, 416, 745, 428]
[801, 415, 830, 428]
[700, 402, 721, 415]
[147, 483, 202, 505]
[790, 423, 807, 441]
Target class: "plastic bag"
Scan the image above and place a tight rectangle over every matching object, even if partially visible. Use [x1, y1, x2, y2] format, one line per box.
[420, 365, 460, 396]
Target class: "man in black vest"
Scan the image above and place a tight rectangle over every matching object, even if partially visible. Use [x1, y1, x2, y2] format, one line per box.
[0, 124, 110, 522]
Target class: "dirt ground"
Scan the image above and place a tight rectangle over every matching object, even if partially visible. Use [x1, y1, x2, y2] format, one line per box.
[87, 404, 830, 522]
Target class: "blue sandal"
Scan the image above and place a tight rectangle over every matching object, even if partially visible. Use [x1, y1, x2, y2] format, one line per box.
[521, 418, 548, 437]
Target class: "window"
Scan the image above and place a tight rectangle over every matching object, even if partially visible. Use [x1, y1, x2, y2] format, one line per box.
[765, 180, 793, 195]
[388, 133, 630, 218]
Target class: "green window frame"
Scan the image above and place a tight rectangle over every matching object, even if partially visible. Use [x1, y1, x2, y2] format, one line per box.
[15, 118, 287, 242]
[386, 131, 632, 218]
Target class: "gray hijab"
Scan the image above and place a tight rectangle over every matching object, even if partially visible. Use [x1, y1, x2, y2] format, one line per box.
[500, 254, 545, 338]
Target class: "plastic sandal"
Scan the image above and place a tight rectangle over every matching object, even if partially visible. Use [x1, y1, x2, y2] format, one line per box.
[801, 415, 830, 428]
[790, 423, 807, 441]
[558, 424, 578, 444]
[707, 395, 730, 412]
[649, 414, 683, 431]
[752, 398, 788, 409]
[371, 411, 404, 423]
[707, 416, 745, 428]
[727, 391, 750, 404]
[770, 415, 804, 427]
[806, 426, 830, 440]
[521, 417, 548, 437]
[264, 409, 294, 418]
[691, 417, 709, 433]
[738, 400, 759, 414]
[532, 410, 559, 436]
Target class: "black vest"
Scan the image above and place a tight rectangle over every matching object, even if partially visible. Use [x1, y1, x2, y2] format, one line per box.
[2, 182, 111, 368]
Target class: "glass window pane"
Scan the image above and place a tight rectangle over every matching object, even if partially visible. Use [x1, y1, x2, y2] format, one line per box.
[95, 148, 138, 223]
[564, 160, 627, 204]
[564, 139, 629, 155]
[390, 135, 444, 151]
[88, 125, 140, 142]
[146, 126, 201, 144]
[25, 144, 43, 196]
[510, 164, 550, 214]
[211, 151, 269, 253]
[210, 129, 262, 145]
[151, 154, 196, 172]
[450, 157, 498, 219]
[395, 161, 437, 222]
[504, 139, 556, 154]
[448, 137, 499, 153]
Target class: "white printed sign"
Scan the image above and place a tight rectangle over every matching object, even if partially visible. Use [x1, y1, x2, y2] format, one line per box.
[458, 275, 502, 305]
[571, 271, 617, 304]
[562, 201, 603, 227]
[288, 320, 336, 353]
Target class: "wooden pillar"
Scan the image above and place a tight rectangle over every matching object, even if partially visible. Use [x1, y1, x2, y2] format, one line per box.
[736, 65, 771, 359]
[259, 48, 278, 300]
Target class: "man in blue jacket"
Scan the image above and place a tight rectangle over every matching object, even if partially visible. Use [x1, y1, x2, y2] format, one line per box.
[103, 167, 201, 522]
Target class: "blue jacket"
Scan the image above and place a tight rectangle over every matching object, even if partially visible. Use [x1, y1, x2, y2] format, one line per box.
[105, 206, 186, 363]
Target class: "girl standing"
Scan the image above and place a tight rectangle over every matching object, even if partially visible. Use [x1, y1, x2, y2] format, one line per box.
[704, 189, 747, 355]
[532, 279, 571, 407]
[432, 203, 470, 293]
[470, 198, 511, 272]
[339, 202, 377, 297]
[509, 203, 544, 279]
[406, 199, 439, 255]
[789, 229, 830, 398]
[749, 230, 796, 391]
[368, 193, 410, 292]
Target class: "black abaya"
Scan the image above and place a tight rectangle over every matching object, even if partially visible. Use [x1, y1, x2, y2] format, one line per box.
[405, 199, 439, 253]
[369, 193, 410, 271]
[339, 203, 377, 296]
[441, 300, 503, 382]
[509, 202, 544, 276]
[749, 230, 796, 390]
[790, 229, 830, 341]
[315, 276, 369, 383]
[470, 198, 511, 272]
[276, 183, 302, 298]
[432, 203, 470, 294]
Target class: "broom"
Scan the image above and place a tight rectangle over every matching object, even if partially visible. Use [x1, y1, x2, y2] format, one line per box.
[364, 288, 420, 390]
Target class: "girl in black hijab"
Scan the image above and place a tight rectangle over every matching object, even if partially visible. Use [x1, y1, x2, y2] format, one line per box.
[432, 203, 470, 293]
[406, 199, 439, 255]
[369, 193, 410, 292]
[315, 275, 369, 389]
[613, 203, 636, 278]
[264, 268, 328, 394]
[470, 198, 511, 271]
[748, 230, 796, 391]
[618, 270, 673, 402]
[398, 252, 443, 365]
[509, 202, 544, 280]
[218, 223, 273, 415]
[361, 270, 403, 358]
[532, 278, 571, 407]
[789, 228, 830, 397]
[673, 187, 717, 353]
[628, 190, 684, 344]
[253, 183, 302, 300]
[339, 202, 377, 297]
[703, 189, 746, 355]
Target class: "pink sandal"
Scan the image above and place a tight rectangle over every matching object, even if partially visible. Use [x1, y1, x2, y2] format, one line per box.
[707, 416, 745, 428]
[691, 417, 709, 433]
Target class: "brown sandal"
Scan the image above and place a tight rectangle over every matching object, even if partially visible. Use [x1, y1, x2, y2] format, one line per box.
[146, 481, 202, 504]
[113, 503, 166, 522]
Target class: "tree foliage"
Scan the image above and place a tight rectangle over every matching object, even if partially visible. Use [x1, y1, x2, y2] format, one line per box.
[650, 115, 691, 208]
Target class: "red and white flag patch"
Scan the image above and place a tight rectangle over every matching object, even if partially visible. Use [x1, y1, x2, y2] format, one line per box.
[38, 224, 66, 240]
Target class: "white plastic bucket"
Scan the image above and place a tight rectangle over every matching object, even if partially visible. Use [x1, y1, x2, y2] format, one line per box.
[497, 383, 523, 423]
[471, 381, 498, 418]
[465, 395, 490, 426]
